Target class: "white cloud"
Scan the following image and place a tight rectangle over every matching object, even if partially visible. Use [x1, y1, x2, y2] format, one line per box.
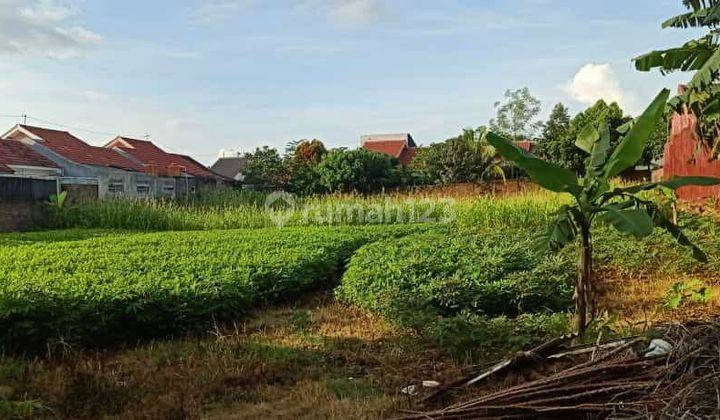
[0, 0, 101, 59]
[563, 63, 635, 112]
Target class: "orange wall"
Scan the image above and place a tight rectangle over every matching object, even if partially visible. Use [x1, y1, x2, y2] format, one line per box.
[664, 109, 720, 201]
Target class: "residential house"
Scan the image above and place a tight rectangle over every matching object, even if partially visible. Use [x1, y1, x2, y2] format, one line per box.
[105, 136, 228, 196]
[0, 137, 65, 230]
[2, 125, 150, 200]
[514, 140, 536, 154]
[361, 133, 417, 166]
[0, 139, 61, 178]
[211, 156, 246, 182]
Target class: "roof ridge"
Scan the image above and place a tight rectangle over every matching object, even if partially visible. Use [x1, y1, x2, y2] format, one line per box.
[21, 124, 72, 135]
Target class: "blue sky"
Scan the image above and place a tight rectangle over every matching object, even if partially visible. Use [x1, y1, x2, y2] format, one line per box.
[0, 0, 702, 163]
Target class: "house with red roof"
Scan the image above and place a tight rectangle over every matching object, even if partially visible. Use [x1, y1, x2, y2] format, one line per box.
[2, 125, 156, 199]
[361, 133, 417, 166]
[105, 136, 228, 195]
[0, 139, 61, 178]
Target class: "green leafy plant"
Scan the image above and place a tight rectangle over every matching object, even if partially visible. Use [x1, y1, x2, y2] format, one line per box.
[48, 190, 67, 209]
[488, 89, 719, 335]
[664, 279, 713, 309]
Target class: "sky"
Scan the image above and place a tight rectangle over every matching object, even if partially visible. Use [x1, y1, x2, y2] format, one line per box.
[0, 0, 703, 164]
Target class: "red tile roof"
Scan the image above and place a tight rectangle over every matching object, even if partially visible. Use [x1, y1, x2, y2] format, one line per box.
[0, 162, 13, 174]
[363, 140, 407, 158]
[19, 125, 142, 171]
[0, 139, 59, 169]
[362, 140, 416, 166]
[514, 140, 535, 153]
[107, 137, 217, 179]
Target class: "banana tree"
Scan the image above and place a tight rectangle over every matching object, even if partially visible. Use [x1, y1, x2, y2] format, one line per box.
[487, 89, 719, 336]
[634, 0, 720, 156]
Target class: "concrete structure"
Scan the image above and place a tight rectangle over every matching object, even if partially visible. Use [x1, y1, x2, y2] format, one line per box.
[361, 133, 417, 166]
[105, 136, 228, 196]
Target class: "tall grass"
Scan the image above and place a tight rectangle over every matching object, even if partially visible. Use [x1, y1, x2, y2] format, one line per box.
[39, 188, 566, 232]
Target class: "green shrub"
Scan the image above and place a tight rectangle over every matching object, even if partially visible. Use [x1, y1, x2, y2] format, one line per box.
[424, 312, 571, 360]
[0, 225, 431, 351]
[337, 232, 575, 318]
[316, 149, 399, 193]
[335, 232, 574, 358]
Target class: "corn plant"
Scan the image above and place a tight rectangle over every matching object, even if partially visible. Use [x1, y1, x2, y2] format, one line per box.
[488, 89, 719, 335]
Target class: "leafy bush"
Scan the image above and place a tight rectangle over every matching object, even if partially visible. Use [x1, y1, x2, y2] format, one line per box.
[410, 128, 502, 185]
[422, 312, 571, 360]
[336, 232, 574, 318]
[0, 225, 430, 351]
[316, 149, 399, 193]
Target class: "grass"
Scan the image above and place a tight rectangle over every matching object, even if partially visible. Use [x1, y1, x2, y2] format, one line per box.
[41, 190, 460, 231]
[0, 293, 466, 419]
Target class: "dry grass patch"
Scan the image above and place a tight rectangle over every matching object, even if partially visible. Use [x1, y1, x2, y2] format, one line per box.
[600, 273, 720, 327]
[0, 293, 467, 419]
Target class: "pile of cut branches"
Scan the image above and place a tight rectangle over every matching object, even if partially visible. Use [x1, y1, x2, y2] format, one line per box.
[399, 320, 720, 419]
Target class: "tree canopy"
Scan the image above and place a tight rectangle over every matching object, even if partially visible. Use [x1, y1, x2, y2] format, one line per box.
[316, 149, 399, 193]
[538, 100, 631, 174]
[411, 127, 503, 185]
[489, 88, 542, 140]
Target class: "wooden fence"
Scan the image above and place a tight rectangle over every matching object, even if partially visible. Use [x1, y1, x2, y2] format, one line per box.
[0, 176, 57, 202]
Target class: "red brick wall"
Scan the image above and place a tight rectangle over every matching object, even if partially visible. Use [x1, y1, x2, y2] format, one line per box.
[664, 109, 720, 201]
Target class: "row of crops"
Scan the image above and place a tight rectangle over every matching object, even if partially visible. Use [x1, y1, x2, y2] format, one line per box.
[4, 190, 719, 353]
[0, 225, 434, 351]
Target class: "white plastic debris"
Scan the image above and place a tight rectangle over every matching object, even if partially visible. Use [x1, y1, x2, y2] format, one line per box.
[644, 338, 672, 357]
[401, 385, 417, 395]
[422, 380, 441, 388]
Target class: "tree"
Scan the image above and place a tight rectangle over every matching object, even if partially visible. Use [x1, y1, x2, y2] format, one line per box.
[293, 139, 327, 164]
[489, 87, 542, 140]
[285, 139, 327, 195]
[641, 113, 670, 169]
[316, 149, 398, 193]
[536, 103, 571, 162]
[487, 89, 718, 336]
[242, 146, 287, 191]
[540, 100, 630, 174]
[411, 127, 504, 184]
[634, 0, 720, 157]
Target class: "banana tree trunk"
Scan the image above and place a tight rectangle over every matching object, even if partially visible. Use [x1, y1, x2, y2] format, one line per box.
[576, 224, 592, 336]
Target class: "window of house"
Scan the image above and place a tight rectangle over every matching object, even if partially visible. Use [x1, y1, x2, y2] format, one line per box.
[136, 181, 151, 196]
[108, 178, 124, 195]
[163, 182, 175, 194]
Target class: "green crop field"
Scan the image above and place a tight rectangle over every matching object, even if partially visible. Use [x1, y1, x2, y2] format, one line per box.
[2, 189, 720, 418]
[0, 224, 436, 350]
